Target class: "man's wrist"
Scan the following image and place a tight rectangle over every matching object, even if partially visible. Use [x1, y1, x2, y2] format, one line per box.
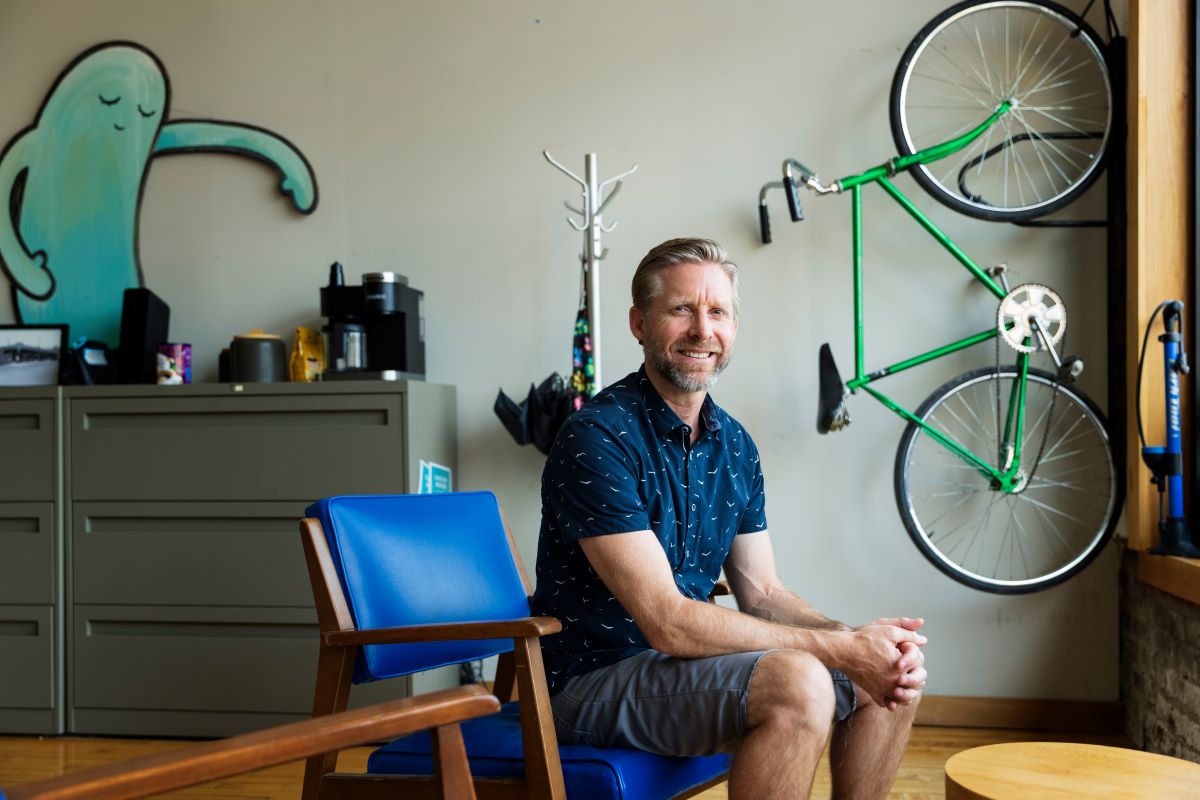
[789, 626, 855, 666]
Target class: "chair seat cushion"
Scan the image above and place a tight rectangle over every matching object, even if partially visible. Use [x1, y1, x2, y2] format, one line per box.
[368, 702, 731, 800]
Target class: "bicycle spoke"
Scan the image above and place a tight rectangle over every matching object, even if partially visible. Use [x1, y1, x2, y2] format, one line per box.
[950, 22, 1002, 98]
[1014, 112, 1076, 190]
[1023, 494, 1081, 558]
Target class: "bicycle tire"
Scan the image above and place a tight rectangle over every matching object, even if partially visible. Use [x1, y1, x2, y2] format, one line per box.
[890, 0, 1112, 221]
[893, 367, 1121, 593]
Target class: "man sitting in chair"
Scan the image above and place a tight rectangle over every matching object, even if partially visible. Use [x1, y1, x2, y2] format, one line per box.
[530, 238, 927, 800]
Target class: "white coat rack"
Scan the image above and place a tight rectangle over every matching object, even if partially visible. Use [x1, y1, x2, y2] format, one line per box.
[543, 151, 638, 391]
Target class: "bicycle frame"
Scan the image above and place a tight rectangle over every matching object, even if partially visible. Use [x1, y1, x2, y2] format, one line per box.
[822, 104, 1035, 492]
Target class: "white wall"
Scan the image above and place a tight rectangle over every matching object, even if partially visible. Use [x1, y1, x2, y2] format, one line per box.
[0, 0, 1122, 700]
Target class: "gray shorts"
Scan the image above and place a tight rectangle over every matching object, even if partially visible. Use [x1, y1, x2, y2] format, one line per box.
[550, 649, 857, 756]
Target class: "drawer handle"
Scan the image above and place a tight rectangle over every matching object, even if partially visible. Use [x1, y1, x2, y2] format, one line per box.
[0, 621, 39, 636]
[83, 409, 388, 430]
[0, 414, 40, 431]
[0, 517, 40, 534]
[87, 620, 316, 639]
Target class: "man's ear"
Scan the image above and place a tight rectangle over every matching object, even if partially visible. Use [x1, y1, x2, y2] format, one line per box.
[629, 305, 645, 344]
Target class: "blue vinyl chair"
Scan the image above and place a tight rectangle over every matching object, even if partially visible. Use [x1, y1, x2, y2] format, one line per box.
[300, 492, 731, 800]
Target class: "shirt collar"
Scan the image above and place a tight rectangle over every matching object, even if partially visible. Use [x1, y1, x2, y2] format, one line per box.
[636, 365, 723, 440]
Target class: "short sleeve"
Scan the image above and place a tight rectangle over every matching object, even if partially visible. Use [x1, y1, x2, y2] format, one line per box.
[736, 435, 767, 534]
[542, 418, 649, 541]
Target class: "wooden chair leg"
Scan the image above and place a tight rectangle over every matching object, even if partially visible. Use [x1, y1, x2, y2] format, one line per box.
[432, 723, 477, 800]
[513, 637, 566, 800]
[302, 645, 357, 800]
[492, 651, 516, 703]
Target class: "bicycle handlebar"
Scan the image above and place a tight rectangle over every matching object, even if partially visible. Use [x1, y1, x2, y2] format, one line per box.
[757, 161, 840, 244]
[758, 104, 1013, 245]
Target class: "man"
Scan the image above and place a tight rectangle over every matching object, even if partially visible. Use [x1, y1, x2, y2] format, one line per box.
[530, 238, 926, 800]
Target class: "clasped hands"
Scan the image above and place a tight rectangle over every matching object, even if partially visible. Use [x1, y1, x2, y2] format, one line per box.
[848, 616, 927, 712]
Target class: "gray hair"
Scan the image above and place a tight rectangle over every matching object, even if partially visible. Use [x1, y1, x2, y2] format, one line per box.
[631, 238, 740, 316]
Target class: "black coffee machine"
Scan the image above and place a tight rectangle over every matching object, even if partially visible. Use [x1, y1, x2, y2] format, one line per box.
[320, 263, 426, 379]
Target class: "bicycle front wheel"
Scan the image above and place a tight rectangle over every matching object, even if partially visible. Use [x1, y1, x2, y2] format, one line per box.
[890, 0, 1112, 221]
[894, 367, 1121, 593]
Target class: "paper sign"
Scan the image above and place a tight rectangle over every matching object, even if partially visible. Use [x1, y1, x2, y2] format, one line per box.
[419, 460, 453, 494]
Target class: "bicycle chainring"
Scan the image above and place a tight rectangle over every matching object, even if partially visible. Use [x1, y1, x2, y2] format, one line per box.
[997, 283, 1066, 353]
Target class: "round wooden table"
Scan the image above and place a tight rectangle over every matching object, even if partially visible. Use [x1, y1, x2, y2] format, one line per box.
[945, 742, 1200, 799]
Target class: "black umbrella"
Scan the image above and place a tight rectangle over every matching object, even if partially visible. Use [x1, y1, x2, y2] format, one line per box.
[494, 372, 576, 455]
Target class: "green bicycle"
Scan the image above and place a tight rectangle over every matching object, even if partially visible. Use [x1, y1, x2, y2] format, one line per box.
[757, 0, 1121, 594]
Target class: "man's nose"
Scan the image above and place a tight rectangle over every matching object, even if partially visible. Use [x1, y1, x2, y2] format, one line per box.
[689, 314, 713, 340]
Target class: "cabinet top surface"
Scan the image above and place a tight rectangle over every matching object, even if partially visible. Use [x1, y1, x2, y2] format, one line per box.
[0, 380, 452, 400]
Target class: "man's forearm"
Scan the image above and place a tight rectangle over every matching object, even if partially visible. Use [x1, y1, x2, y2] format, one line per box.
[742, 585, 851, 632]
[649, 594, 851, 664]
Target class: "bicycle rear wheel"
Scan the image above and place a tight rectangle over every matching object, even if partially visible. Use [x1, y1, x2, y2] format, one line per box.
[894, 367, 1121, 593]
[890, 0, 1112, 221]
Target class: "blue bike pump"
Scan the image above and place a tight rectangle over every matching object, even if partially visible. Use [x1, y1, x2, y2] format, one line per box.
[1139, 300, 1200, 557]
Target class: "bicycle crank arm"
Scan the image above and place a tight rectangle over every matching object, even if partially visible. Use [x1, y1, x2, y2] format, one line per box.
[1030, 319, 1084, 382]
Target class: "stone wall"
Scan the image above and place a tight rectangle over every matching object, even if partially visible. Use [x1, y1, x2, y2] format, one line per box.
[1120, 550, 1200, 761]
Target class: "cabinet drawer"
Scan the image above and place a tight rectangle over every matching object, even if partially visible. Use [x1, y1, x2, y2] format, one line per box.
[0, 399, 55, 501]
[0, 605, 54, 710]
[0, 504, 55, 603]
[69, 395, 407, 501]
[73, 502, 310, 607]
[73, 605, 318, 715]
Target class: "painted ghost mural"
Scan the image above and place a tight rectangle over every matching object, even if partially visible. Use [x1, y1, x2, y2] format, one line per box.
[0, 41, 318, 346]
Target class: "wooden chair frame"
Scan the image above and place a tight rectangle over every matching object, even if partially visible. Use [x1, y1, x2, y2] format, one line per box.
[4, 687, 498, 800]
[299, 513, 731, 800]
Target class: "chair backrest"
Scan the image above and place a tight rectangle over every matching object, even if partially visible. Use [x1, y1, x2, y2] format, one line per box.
[306, 492, 531, 683]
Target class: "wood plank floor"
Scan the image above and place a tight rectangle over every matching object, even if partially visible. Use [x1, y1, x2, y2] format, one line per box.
[0, 725, 1129, 799]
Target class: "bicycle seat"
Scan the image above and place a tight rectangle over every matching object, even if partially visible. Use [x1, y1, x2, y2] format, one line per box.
[817, 343, 851, 434]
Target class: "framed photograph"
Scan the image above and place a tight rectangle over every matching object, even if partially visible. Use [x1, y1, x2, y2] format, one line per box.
[0, 324, 68, 387]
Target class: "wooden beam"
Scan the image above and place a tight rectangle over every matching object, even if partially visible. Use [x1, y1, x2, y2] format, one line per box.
[1126, 0, 1194, 550]
[917, 695, 1123, 733]
[1137, 551, 1200, 606]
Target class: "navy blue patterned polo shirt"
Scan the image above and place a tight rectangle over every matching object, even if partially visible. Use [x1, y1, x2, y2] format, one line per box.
[530, 367, 767, 693]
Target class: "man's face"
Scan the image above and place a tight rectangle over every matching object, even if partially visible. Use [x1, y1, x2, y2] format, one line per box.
[630, 261, 739, 394]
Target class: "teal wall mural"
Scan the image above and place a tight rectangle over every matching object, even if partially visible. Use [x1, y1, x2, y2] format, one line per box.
[0, 41, 318, 347]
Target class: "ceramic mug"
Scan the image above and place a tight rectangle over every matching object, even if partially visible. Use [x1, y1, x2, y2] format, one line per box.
[229, 330, 288, 383]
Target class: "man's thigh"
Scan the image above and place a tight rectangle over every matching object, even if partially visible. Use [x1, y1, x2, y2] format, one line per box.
[550, 649, 855, 756]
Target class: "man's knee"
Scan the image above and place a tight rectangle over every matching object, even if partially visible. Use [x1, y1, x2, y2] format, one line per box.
[746, 650, 836, 733]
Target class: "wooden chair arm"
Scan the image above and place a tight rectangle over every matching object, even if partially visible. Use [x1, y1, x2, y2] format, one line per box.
[322, 616, 563, 648]
[4, 686, 499, 800]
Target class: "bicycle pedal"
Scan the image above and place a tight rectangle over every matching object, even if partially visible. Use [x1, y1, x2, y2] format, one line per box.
[817, 343, 851, 434]
[1057, 356, 1084, 383]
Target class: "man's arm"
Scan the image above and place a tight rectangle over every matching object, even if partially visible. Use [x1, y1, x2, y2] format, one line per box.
[577, 530, 924, 707]
[724, 531, 851, 630]
[724, 531, 927, 709]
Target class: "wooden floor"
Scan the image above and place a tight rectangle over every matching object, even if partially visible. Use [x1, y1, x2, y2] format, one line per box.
[0, 725, 1128, 799]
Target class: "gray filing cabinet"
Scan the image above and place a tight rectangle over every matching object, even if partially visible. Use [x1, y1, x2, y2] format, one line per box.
[0, 388, 63, 734]
[1, 380, 457, 737]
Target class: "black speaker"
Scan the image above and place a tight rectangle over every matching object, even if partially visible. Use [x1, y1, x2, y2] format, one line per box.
[116, 288, 170, 384]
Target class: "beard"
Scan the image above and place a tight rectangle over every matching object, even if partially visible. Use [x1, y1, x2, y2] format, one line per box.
[643, 336, 732, 392]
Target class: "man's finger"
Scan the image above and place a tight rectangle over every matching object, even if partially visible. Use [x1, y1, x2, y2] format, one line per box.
[877, 616, 924, 630]
[891, 627, 928, 646]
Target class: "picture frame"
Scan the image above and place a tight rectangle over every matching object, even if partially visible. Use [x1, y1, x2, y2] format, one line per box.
[0, 324, 68, 387]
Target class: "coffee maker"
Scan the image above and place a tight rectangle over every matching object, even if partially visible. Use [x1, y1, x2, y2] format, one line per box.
[320, 263, 426, 379]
